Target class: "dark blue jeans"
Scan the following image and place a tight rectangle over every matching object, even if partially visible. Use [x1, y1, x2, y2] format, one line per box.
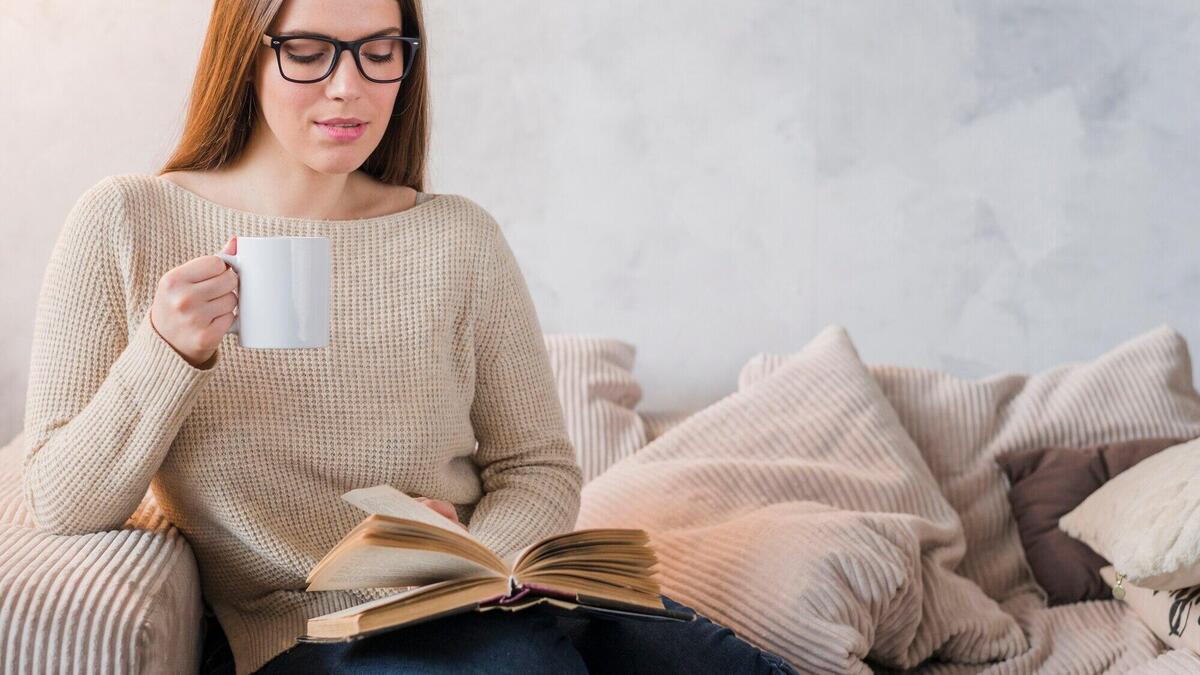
[200, 595, 797, 674]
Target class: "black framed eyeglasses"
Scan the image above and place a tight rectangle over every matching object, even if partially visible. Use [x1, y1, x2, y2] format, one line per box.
[260, 33, 420, 84]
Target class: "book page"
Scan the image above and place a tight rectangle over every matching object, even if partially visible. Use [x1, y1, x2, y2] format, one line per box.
[304, 577, 509, 640]
[313, 583, 435, 619]
[342, 484, 479, 540]
[504, 543, 534, 569]
[306, 542, 500, 591]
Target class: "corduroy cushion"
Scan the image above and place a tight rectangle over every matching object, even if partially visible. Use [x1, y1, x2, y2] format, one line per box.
[739, 325, 1200, 606]
[0, 430, 205, 673]
[997, 438, 1187, 606]
[542, 335, 647, 483]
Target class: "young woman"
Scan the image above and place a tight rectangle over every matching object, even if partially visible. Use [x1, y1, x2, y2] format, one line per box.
[22, 0, 796, 672]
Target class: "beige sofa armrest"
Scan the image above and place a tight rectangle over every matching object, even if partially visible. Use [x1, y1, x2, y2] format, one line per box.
[1, 432, 206, 675]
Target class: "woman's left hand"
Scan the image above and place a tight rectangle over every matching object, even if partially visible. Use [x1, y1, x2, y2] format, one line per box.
[414, 496, 467, 531]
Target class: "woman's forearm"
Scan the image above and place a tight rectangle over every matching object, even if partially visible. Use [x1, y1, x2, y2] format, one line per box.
[24, 313, 217, 535]
[466, 447, 583, 560]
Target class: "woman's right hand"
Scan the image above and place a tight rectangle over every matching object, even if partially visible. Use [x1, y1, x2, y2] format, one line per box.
[149, 236, 239, 368]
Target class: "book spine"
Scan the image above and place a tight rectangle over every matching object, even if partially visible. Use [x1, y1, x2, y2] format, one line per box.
[496, 585, 532, 605]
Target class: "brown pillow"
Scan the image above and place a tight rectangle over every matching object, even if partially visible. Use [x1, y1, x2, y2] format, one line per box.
[997, 437, 1188, 605]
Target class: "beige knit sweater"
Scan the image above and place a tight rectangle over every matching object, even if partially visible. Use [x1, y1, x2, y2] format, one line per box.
[21, 174, 583, 675]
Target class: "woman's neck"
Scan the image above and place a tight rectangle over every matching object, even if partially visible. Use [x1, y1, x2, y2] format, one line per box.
[161, 162, 414, 222]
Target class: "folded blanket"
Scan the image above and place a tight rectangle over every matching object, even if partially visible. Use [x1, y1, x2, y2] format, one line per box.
[577, 325, 1027, 673]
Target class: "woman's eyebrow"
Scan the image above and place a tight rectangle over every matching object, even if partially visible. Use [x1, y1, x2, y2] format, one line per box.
[280, 27, 402, 39]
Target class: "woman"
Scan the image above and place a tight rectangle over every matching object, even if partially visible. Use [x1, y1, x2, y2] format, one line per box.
[22, 0, 796, 673]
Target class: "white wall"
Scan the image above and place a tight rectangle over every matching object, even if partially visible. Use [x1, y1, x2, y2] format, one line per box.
[3, 1, 1199, 441]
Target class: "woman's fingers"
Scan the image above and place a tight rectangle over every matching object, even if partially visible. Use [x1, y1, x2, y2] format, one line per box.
[415, 497, 465, 529]
[194, 266, 239, 301]
[201, 291, 238, 321]
[429, 500, 457, 521]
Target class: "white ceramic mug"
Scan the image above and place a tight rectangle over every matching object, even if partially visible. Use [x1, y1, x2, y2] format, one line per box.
[215, 236, 331, 348]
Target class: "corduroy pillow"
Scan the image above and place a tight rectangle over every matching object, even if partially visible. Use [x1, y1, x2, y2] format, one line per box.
[738, 325, 1200, 605]
[997, 438, 1187, 605]
[542, 335, 648, 483]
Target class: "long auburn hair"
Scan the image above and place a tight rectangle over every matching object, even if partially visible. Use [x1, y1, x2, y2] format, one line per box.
[158, 0, 429, 190]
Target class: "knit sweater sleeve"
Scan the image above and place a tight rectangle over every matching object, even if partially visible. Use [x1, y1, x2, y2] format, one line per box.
[465, 212, 583, 561]
[22, 177, 219, 536]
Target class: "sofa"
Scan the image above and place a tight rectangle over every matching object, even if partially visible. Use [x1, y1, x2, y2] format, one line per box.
[0, 335, 689, 674]
[10, 325, 1200, 674]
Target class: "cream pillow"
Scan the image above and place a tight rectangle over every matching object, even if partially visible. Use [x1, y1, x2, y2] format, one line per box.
[1100, 565, 1200, 652]
[542, 334, 648, 483]
[1060, 438, 1200, 590]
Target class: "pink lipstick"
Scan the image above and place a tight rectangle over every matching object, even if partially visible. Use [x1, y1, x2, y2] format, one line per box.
[314, 119, 366, 141]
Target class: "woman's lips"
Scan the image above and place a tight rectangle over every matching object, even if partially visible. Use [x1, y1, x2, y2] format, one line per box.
[314, 121, 366, 141]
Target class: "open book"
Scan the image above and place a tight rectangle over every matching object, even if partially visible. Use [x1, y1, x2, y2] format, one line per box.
[298, 484, 695, 642]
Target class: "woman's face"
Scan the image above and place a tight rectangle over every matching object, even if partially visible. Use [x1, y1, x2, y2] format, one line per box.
[253, 0, 404, 175]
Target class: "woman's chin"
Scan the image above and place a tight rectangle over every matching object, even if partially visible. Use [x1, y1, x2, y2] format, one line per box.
[303, 154, 371, 176]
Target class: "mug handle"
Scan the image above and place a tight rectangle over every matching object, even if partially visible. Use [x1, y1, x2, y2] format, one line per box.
[215, 252, 240, 335]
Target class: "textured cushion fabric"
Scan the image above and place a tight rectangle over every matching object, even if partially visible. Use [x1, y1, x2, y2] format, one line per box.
[997, 437, 1188, 606]
[1062, 437, 1200, 590]
[1100, 565, 1200, 654]
[0, 431, 205, 675]
[1125, 650, 1200, 674]
[579, 325, 1028, 673]
[542, 335, 648, 483]
[640, 410, 694, 442]
[739, 324, 1200, 608]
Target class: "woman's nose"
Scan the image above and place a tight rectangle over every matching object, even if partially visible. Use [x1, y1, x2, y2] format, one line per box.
[324, 50, 366, 97]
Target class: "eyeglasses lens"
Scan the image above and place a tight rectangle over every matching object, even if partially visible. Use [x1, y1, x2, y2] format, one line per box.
[280, 38, 412, 82]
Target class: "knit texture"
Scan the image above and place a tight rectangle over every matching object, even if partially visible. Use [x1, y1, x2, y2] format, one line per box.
[21, 174, 583, 675]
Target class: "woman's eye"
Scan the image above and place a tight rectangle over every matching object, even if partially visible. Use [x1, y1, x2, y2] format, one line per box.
[365, 53, 395, 63]
[285, 54, 323, 64]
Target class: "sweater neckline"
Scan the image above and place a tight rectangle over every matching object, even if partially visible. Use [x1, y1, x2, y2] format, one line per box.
[151, 174, 443, 226]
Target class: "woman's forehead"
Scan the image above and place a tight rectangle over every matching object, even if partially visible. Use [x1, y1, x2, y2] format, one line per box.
[272, 0, 403, 37]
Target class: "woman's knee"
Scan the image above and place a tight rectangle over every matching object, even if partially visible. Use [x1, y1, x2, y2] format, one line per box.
[567, 595, 798, 675]
[660, 596, 798, 675]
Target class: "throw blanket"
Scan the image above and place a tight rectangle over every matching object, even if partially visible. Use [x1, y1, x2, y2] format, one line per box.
[578, 325, 1026, 672]
[576, 324, 1200, 673]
